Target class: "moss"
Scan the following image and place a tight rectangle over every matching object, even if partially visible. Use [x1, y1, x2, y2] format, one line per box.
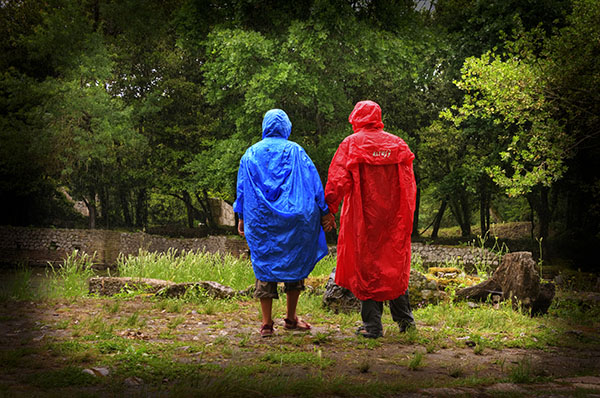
[425, 267, 481, 289]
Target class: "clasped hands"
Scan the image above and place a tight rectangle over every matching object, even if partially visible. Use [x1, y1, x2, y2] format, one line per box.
[321, 213, 336, 233]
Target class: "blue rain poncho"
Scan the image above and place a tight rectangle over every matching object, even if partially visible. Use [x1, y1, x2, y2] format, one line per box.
[233, 109, 329, 282]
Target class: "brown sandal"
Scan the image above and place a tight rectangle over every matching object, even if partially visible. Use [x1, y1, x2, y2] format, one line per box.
[284, 317, 311, 331]
[260, 322, 274, 338]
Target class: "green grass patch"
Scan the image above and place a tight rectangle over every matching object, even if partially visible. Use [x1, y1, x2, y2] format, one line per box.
[27, 366, 99, 388]
[415, 300, 557, 349]
[260, 349, 333, 369]
[0, 347, 39, 369]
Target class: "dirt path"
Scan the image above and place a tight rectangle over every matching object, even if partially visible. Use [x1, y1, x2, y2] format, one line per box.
[1, 298, 600, 397]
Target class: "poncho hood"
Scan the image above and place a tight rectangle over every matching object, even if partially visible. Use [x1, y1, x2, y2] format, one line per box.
[262, 109, 292, 139]
[348, 100, 384, 133]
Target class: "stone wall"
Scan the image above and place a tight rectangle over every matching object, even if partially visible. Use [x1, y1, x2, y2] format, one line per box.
[0, 226, 248, 267]
[412, 242, 500, 271]
[0, 226, 498, 271]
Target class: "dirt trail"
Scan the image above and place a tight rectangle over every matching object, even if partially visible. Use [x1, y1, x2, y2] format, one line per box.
[1, 298, 600, 397]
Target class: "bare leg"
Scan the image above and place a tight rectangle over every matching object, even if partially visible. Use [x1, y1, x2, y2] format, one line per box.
[285, 289, 301, 321]
[260, 298, 273, 326]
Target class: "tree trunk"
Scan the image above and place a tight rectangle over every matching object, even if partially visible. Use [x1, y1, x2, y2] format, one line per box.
[135, 188, 147, 228]
[120, 188, 133, 227]
[88, 204, 97, 229]
[455, 278, 502, 301]
[449, 191, 471, 237]
[83, 191, 97, 229]
[431, 199, 448, 239]
[412, 170, 421, 238]
[527, 186, 551, 254]
[480, 189, 490, 237]
[100, 185, 109, 229]
[460, 191, 471, 236]
[181, 191, 196, 228]
[527, 187, 551, 239]
[196, 190, 216, 229]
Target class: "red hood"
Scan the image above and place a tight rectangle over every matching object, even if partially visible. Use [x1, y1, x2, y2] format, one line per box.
[348, 100, 384, 133]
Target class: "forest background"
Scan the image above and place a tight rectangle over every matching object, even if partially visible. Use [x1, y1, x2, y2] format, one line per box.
[1, 0, 598, 270]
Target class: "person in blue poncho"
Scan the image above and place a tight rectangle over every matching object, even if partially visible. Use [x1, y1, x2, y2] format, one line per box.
[234, 109, 335, 337]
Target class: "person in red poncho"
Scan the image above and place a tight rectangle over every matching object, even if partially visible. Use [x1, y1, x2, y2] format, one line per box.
[325, 100, 417, 338]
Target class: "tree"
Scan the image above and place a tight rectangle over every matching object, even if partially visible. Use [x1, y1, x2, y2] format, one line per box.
[440, 0, 600, 263]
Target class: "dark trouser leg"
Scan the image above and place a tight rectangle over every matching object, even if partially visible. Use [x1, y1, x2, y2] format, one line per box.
[389, 289, 415, 331]
[360, 299, 384, 336]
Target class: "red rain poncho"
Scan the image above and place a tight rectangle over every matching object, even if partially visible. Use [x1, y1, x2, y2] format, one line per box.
[325, 101, 416, 301]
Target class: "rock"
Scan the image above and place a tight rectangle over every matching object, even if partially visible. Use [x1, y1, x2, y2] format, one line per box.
[124, 376, 143, 386]
[322, 268, 446, 312]
[322, 268, 360, 313]
[82, 367, 110, 377]
[82, 369, 95, 377]
[486, 383, 527, 393]
[409, 270, 447, 306]
[91, 367, 110, 377]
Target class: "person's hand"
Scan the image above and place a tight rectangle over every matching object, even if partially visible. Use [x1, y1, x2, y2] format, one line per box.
[237, 218, 245, 237]
[321, 213, 336, 233]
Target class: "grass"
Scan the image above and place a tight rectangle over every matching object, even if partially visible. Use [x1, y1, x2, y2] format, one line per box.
[260, 349, 334, 369]
[1, 244, 599, 396]
[47, 251, 97, 298]
[26, 365, 99, 388]
[116, 248, 256, 290]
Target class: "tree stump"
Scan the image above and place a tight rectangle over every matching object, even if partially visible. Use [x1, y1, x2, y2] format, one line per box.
[456, 251, 555, 315]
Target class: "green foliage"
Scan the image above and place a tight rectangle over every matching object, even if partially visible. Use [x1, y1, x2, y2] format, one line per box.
[1, 0, 596, 261]
[442, 50, 570, 197]
[200, 16, 432, 185]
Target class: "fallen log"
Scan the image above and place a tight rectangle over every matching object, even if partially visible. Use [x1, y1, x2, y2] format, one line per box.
[88, 276, 240, 299]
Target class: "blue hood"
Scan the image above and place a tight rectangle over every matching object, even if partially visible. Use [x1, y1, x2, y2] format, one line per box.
[233, 109, 329, 282]
[262, 109, 292, 139]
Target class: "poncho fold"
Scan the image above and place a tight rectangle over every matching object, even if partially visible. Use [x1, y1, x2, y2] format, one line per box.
[233, 109, 329, 282]
[325, 101, 417, 301]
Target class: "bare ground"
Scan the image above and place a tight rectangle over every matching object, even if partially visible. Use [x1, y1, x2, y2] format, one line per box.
[1, 297, 600, 397]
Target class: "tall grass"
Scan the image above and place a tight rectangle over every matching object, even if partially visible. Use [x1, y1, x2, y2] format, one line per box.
[0, 265, 39, 301]
[117, 249, 255, 290]
[118, 250, 339, 291]
[47, 251, 97, 298]
[1, 252, 97, 301]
